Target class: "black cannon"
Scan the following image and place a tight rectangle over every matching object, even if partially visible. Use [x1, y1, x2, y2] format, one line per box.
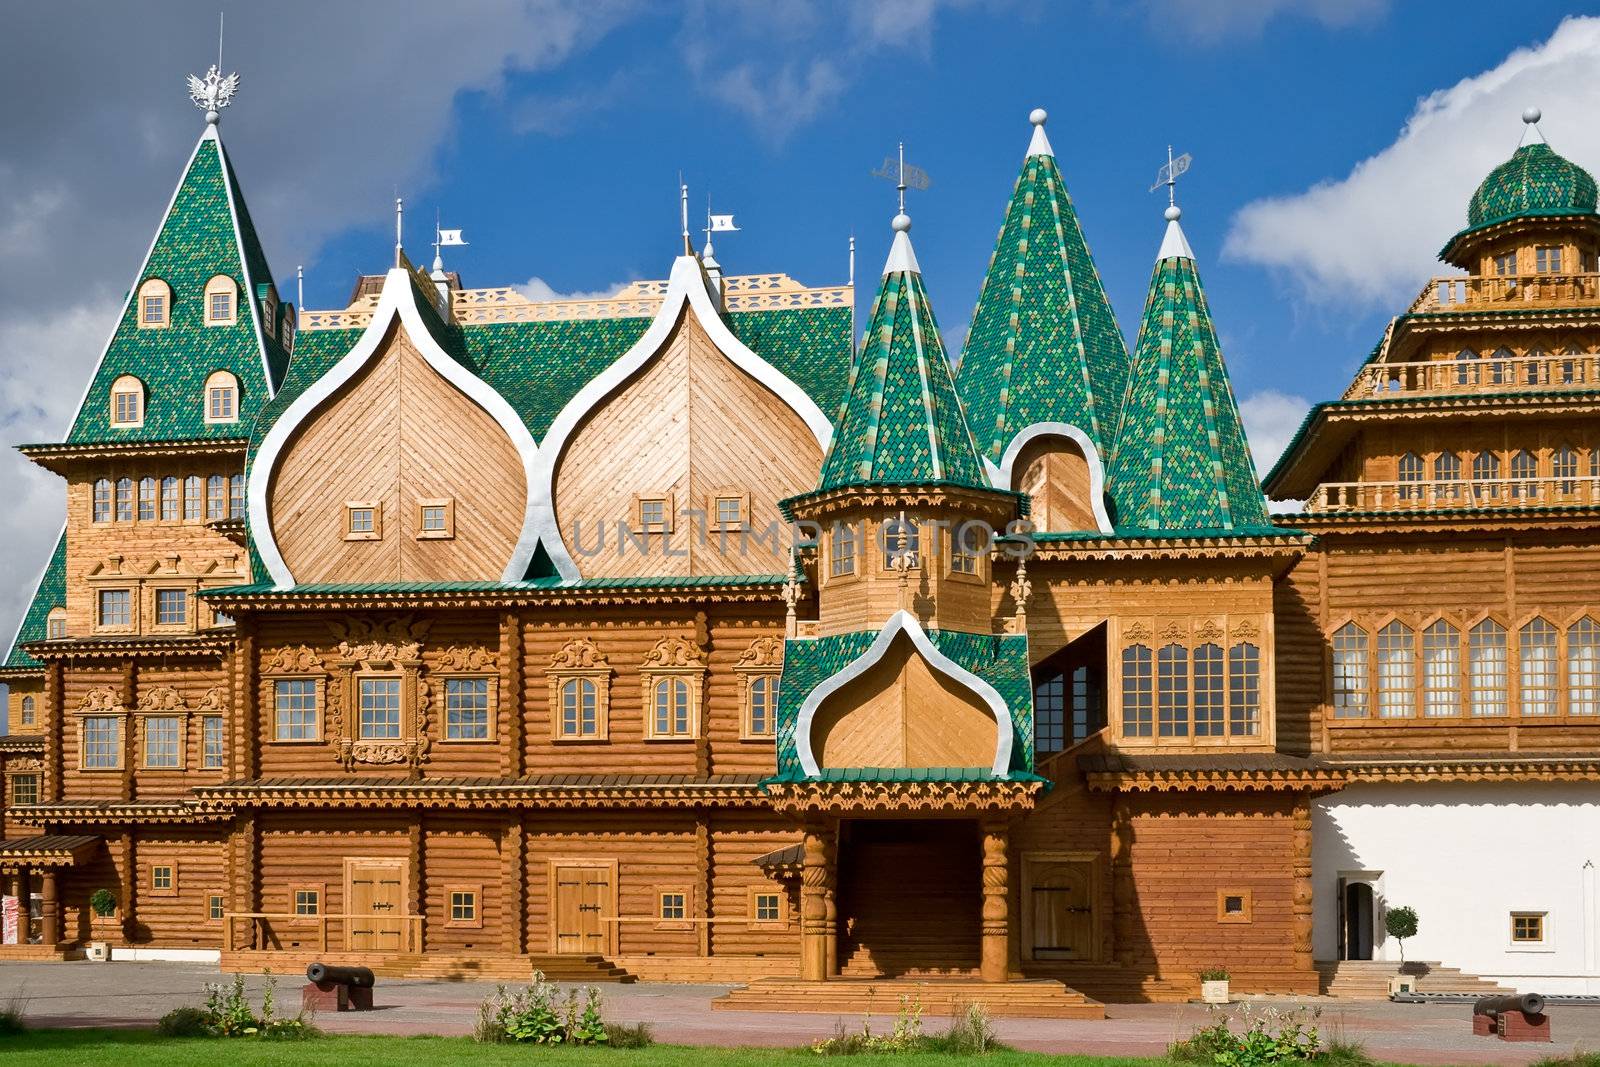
[303, 962, 376, 1011]
[1473, 993, 1546, 1018]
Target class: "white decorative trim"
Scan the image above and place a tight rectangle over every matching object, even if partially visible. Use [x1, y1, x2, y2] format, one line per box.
[531, 255, 834, 581]
[249, 269, 542, 587]
[986, 421, 1114, 533]
[1027, 123, 1054, 159]
[883, 230, 921, 276]
[792, 609, 1013, 777]
[2, 520, 65, 666]
[1157, 218, 1195, 262]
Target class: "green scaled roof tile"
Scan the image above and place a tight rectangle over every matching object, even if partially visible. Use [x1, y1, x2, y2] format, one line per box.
[3, 528, 66, 670]
[1107, 226, 1271, 534]
[1467, 142, 1598, 230]
[818, 254, 988, 492]
[69, 128, 283, 445]
[958, 140, 1129, 464]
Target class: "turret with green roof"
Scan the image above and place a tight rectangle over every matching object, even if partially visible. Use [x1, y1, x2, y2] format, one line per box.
[1107, 202, 1272, 535]
[957, 108, 1130, 469]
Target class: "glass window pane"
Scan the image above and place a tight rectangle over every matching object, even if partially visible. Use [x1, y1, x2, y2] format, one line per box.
[1121, 645, 1153, 738]
[1377, 622, 1415, 718]
[1228, 643, 1261, 736]
[1469, 620, 1508, 716]
[1332, 623, 1369, 717]
[274, 679, 318, 740]
[1157, 644, 1188, 737]
[1571, 618, 1600, 715]
[1519, 618, 1558, 716]
[1422, 621, 1461, 717]
[358, 677, 402, 739]
[445, 677, 490, 739]
[1193, 643, 1223, 736]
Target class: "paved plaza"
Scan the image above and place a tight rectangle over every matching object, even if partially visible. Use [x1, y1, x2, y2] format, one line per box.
[0, 960, 1596, 1064]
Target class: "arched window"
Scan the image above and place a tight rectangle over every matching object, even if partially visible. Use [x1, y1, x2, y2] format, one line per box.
[229, 474, 245, 519]
[110, 374, 144, 427]
[160, 476, 180, 520]
[1157, 643, 1189, 737]
[138, 476, 157, 520]
[1228, 643, 1261, 736]
[1193, 643, 1223, 736]
[206, 474, 226, 520]
[1489, 347, 1514, 385]
[1454, 348, 1479, 386]
[1554, 446, 1579, 493]
[748, 675, 776, 737]
[881, 516, 919, 569]
[1397, 452, 1423, 500]
[1569, 617, 1600, 716]
[137, 278, 171, 329]
[1519, 618, 1558, 716]
[204, 370, 240, 423]
[115, 477, 134, 522]
[1434, 451, 1462, 500]
[1376, 621, 1415, 718]
[20, 696, 35, 726]
[1510, 450, 1538, 499]
[1422, 620, 1461, 717]
[1468, 619, 1508, 716]
[558, 677, 598, 738]
[184, 475, 203, 521]
[652, 677, 690, 737]
[204, 275, 237, 326]
[46, 607, 66, 640]
[1121, 644, 1153, 738]
[92, 478, 113, 523]
[1332, 623, 1369, 718]
[1472, 451, 1501, 501]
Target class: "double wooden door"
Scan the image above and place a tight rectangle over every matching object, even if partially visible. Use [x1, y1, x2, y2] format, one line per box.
[346, 859, 407, 952]
[1027, 859, 1095, 960]
[552, 863, 613, 955]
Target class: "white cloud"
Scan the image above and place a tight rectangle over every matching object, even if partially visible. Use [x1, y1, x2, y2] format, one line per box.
[1147, 0, 1388, 44]
[1238, 388, 1311, 481]
[1225, 15, 1600, 308]
[516, 277, 631, 303]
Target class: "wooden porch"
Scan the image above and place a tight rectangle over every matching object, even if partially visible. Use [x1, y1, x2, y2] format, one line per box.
[713, 976, 1104, 1018]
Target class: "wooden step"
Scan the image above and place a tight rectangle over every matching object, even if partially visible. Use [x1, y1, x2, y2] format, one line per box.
[1315, 960, 1514, 998]
[713, 977, 1104, 1019]
[220, 950, 636, 984]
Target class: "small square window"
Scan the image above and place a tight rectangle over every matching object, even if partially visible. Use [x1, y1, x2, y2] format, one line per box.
[152, 865, 174, 892]
[208, 894, 225, 921]
[639, 498, 668, 533]
[97, 589, 132, 629]
[712, 495, 744, 532]
[345, 502, 381, 540]
[1512, 912, 1545, 943]
[1217, 888, 1252, 924]
[753, 892, 781, 923]
[659, 891, 686, 921]
[209, 291, 233, 321]
[294, 888, 320, 916]
[417, 499, 454, 539]
[155, 588, 188, 626]
[450, 890, 476, 923]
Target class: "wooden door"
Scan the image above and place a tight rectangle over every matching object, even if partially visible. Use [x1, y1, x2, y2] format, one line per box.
[1028, 860, 1094, 960]
[346, 859, 406, 952]
[552, 864, 611, 955]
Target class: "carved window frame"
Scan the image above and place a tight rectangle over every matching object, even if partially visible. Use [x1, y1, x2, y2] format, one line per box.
[547, 638, 611, 742]
[327, 618, 432, 771]
[634, 492, 675, 535]
[640, 636, 707, 742]
[137, 278, 170, 329]
[429, 646, 498, 744]
[148, 582, 198, 634]
[4, 764, 41, 808]
[75, 689, 128, 771]
[734, 636, 784, 742]
[262, 646, 327, 745]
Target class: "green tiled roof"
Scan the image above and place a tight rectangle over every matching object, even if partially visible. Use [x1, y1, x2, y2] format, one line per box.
[202, 574, 789, 597]
[1465, 142, 1598, 232]
[774, 626, 1033, 778]
[1107, 235, 1271, 533]
[818, 260, 988, 492]
[3, 529, 66, 671]
[958, 148, 1128, 463]
[69, 128, 283, 445]
[764, 767, 1048, 785]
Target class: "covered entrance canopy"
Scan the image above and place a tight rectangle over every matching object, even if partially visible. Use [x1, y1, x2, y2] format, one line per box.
[0, 835, 100, 949]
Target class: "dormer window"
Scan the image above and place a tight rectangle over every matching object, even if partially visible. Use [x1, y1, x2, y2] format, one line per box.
[204, 275, 237, 326]
[110, 374, 144, 427]
[46, 607, 66, 639]
[204, 370, 239, 424]
[137, 279, 171, 329]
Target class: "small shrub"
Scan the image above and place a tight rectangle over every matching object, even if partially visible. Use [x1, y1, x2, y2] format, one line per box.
[931, 1002, 1003, 1055]
[1532, 1055, 1600, 1067]
[203, 974, 260, 1037]
[605, 1021, 655, 1049]
[1170, 1003, 1340, 1066]
[1384, 906, 1419, 963]
[473, 973, 612, 1046]
[1200, 967, 1231, 982]
[156, 1006, 212, 1037]
[260, 1017, 322, 1041]
[88, 889, 116, 919]
[810, 995, 925, 1055]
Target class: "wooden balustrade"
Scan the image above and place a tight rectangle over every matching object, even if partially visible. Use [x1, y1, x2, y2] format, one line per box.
[1344, 350, 1600, 399]
[1407, 271, 1600, 314]
[1309, 476, 1600, 514]
[222, 912, 421, 953]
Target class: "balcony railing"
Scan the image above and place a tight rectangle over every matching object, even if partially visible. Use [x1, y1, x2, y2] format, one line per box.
[1308, 476, 1600, 514]
[1343, 350, 1600, 400]
[1407, 271, 1600, 314]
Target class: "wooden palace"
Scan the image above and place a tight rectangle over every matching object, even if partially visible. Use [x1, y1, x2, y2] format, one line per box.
[3, 82, 1598, 1003]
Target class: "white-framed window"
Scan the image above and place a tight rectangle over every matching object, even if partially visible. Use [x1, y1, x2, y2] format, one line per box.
[97, 588, 132, 629]
[358, 677, 402, 740]
[747, 675, 777, 737]
[1121, 644, 1153, 738]
[1376, 621, 1415, 718]
[557, 676, 599, 739]
[202, 714, 225, 769]
[229, 474, 245, 519]
[46, 608, 66, 640]
[273, 679, 318, 741]
[111, 375, 145, 427]
[1422, 620, 1461, 717]
[137, 278, 171, 329]
[143, 715, 181, 768]
[92, 478, 113, 523]
[155, 588, 188, 626]
[204, 370, 239, 423]
[1332, 622, 1369, 718]
[830, 522, 856, 577]
[417, 498, 454, 539]
[204, 275, 237, 325]
[160, 475, 181, 520]
[444, 677, 490, 740]
[81, 715, 122, 769]
[1468, 619, 1508, 716]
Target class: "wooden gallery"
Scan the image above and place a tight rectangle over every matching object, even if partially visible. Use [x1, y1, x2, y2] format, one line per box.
[3, 84, 1599, 1007]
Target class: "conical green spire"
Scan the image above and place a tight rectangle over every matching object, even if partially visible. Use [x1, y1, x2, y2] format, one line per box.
[1107, 210, 1271, 534]
[67, 124, 287, 444]
[958, 110, 1129, 465]
[817, 217, 988, 492]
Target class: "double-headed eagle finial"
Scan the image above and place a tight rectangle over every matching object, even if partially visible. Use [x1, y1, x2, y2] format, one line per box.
[187, 65, 240, 125]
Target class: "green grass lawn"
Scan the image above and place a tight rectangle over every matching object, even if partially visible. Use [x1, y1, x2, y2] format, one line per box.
[0, 1029, 1176, 1066]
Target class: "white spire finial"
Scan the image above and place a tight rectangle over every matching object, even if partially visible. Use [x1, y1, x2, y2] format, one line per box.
[296, 265, 304, 314]
[1521, 106, 1546, 146]
[679, 177, 692, 255]
[1027, 107, 1054, 158]
[1524, 106, 1543, 125]
[394, 196, 404, 268]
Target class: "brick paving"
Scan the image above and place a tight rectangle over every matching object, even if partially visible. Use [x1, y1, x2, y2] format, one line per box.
[1, 960, 1596, 1065]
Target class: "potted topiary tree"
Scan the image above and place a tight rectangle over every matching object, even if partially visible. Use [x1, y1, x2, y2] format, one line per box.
[87, 888, 117, 960]
[1385, 905, 1419, 968]
[1199, 967, 1230, 1004]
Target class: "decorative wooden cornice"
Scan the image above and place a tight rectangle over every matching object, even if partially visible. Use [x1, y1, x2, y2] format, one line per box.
[0, 666, 44, 681]
[1027, 534, 1309, 568]
[1331, 754, 1600, 784]
[437, 645, 497, 672]
[1083, 766, 1349, 793]
[17, 437, 249, 473]
[22, 802, 235, 825]
[193, 774, 770, 810]
[0, 734, 45, 753]
[25, 633, 233, 662]
[0, 834, 102, 870]
[264, 644, 323, 674]
[735, 635, 785, 670]
[761, 777, 1045, 814]
[781, 482, 1023, 525]
[549, 638, 608, 670]
[202, 580, 791, 612]
[641, 634, 708, 669]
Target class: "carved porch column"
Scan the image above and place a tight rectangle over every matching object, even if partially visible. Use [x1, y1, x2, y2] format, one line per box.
[119, 831, 136, 943]
[39, 869, 61, 946]
[800, 821, 836, 981]
[980, 818, 1010, 983]
[1110, 798, 1134, 964]
[1292, 794, 1314, 977]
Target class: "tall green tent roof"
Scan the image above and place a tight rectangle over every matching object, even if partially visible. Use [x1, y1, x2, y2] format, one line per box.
[68, 125, 285, 445]
[816, 221, 989, 493]
[958, 114, 1128, 463]
[1107, 215, 1272, 534]
[3, 528, 66, 671]
[1467, 142, 1598, 231]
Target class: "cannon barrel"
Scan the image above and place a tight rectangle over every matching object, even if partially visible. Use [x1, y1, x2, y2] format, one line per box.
[1473, 993, 1546, 1017]
[306, 962, 375, 988]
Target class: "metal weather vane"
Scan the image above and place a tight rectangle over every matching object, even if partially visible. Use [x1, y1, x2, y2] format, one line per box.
[1150, 145, 1192, 205]
[872, 144, 931, 214]
[188, 14, 238, 124]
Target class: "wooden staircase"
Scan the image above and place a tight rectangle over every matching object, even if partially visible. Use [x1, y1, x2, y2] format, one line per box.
[1316, 960, 1513, 998]
[713, 977, 1104, 1019]
[220, 949, 635, 983]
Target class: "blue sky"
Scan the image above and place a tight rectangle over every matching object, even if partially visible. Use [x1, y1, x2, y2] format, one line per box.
[4, 1, 1600, 655]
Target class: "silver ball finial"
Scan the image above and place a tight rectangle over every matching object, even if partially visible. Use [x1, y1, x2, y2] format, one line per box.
[206, 109, 220, 125]
[1164, 205, 1182, 222]
[1029, 107, 1048, 127]
[1524, 106, 1542, 125]
[892, 212, 912, 233]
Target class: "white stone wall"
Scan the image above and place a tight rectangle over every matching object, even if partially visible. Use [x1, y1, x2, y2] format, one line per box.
[1314, 781, 1600, 993]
